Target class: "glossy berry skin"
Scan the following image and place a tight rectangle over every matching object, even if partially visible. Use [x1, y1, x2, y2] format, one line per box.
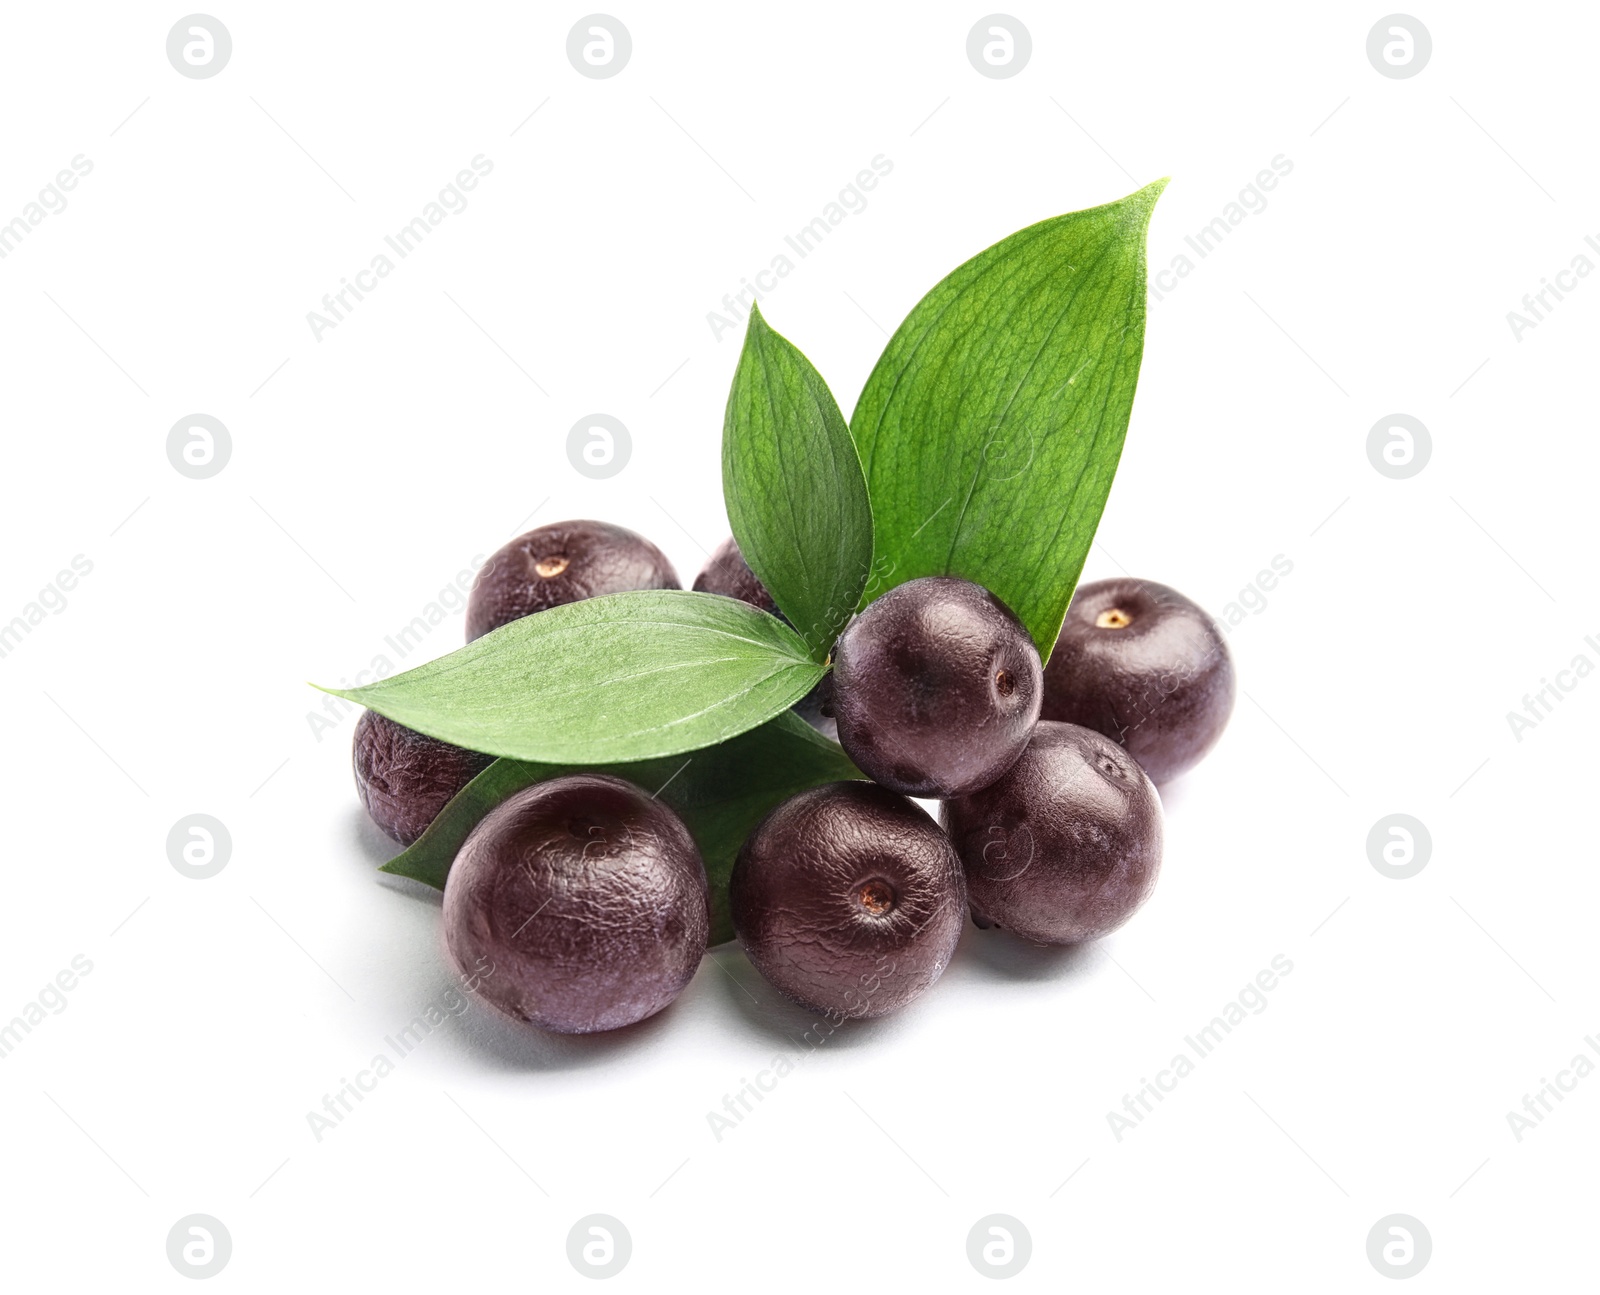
[942, 721, 1163, 945]
[1042, 577, 1234, 784]
[466, 520, 679, 642]
[353, 710, 492, 846]
[831, 577, 1042, 797]
[442, 774, 709, 1035]
[693, 535, 838, 740]
[730, 781, 965, 1020]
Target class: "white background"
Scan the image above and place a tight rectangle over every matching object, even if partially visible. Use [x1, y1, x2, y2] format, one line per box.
[1, 1, 1594, 1288]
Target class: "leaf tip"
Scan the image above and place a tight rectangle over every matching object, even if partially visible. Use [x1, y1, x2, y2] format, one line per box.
[376, 855, 447, 890]
[1122, 177, 1169, 228]
[742, 299, 772, 343]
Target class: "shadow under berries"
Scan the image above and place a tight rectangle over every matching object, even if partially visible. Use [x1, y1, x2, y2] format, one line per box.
[710, 945, 937, 1052]
[346, 805, 407, 870]
[948, 924, 1100, 983]
[440, 976, 682, 1074]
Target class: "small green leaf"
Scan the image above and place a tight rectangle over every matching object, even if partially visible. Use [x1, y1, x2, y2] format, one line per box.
[381, 710, 861, 944]
[320, 589, 823, 763]
[852, 180, 1167, 659]
[724, 303, 873, 660]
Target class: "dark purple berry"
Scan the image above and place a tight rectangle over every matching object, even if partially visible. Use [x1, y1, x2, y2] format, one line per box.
[831, 577, 1041, 797]
[1042, 577, 1234, 783]
[466, 519, 679, 642]
[442, 774, 709, 1035]
[353, 710, 492, 846]
[941, 721, 1163, 944]
[692, 535, 778, 616]
[730, 781, 965, 1019]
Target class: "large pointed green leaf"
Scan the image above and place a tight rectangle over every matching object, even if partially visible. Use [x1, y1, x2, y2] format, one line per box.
[724, 304, 873, 660]
[381, 710, 861, 944]
[320, 589, 823, 763]
[852, 180, 1166, 659]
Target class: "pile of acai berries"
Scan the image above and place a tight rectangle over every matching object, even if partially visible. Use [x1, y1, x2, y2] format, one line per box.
[354, 520, 1235, 1035]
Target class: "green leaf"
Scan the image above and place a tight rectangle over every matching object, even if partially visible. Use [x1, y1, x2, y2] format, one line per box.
[724, 303, 873, 660]
[851, 180, 1167, 659]
[320, 589, 824, 763]
[381, 710, 861, 944]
